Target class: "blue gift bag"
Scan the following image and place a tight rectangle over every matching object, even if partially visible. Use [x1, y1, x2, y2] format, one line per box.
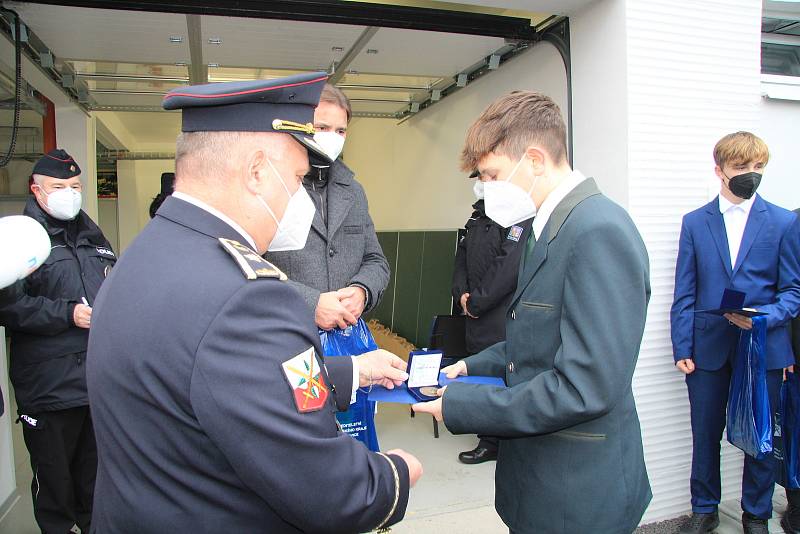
[727, 316, 772, 459]
[776, 371, 800, 489]
[319, 319, 380, 451]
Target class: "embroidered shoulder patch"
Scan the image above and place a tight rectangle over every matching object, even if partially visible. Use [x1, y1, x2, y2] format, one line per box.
[282, 347, 329, 413]
[507, 225, 524, 242]
[218, 238, 287, 281]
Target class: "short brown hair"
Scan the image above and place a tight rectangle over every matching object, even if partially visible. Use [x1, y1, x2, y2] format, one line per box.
[320, 83, 352, 123]
[461, 91, 567, 172]
[713, 131, 769, 168]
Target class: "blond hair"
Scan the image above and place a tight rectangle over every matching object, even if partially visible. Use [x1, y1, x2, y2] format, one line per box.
[461, 91, 567, 172]
[713, 131, 770, 168]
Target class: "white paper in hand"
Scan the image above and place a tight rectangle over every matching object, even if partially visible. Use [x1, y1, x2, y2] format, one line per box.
[407, 351, 442, 388]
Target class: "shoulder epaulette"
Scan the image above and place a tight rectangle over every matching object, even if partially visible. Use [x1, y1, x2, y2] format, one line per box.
[218, 238, 288, 281]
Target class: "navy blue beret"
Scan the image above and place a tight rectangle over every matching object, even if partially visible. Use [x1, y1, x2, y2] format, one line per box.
[32, 149, 81, 179]
[162, 72, 331, 164]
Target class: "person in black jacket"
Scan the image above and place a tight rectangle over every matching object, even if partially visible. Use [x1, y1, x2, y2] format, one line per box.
[148, 172, 174, 218]
[451, 176, 532, 464]
[0, 149, 116, 534]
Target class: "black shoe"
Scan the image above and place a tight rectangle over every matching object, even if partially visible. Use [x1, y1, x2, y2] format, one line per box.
[785, 489, 800, 534]
[677, 512, 719, 534]
[742, 512, 769, 534]
[457, 446, 497, 465]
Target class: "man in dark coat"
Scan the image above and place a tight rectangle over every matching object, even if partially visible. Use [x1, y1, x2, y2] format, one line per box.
[451, 184, 531, 464]
[265, 84, 389, 329]
[87, 73, 422, 533]
[0, 149, 115, 534]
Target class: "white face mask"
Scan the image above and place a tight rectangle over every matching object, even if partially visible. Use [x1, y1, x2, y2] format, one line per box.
[483, 155, 539, 228]
[313, 131, 346, 162]
[473, 180, 485, 199]
[42, 187, 82, 221]
[257, 158, 316, 252]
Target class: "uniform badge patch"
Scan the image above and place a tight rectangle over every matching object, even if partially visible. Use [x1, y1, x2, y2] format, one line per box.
[507, 225, 524, 242]
[282, 347, 329, 413]
[96, 247, 115, 257]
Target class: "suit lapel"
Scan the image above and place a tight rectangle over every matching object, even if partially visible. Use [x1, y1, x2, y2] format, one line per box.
[704, 199, 732, 279]
[510, 178, 602, 308]
[310, 209, 326, 240]
[732, 195, 767, 277]
[325, 167, 354, 239]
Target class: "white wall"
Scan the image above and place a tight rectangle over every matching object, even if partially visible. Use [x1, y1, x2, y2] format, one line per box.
[757, 97, 800, 211]
[117, 159, 174, 253]
[571, 0, 629, 208]
[345, 40, 568, 231]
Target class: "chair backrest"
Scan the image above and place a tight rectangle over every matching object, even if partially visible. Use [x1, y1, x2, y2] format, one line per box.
[428, 314, 467, 362]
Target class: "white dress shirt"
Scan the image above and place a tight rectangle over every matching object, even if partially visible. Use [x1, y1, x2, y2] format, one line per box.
[532, 170, 588, 241]
[719, 193, 756, 269]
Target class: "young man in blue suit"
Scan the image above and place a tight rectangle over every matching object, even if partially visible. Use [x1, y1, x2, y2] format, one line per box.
[671, 132, 800, 534]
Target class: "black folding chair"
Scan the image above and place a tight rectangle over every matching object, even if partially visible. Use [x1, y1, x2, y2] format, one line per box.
[409, 314, 468, 437]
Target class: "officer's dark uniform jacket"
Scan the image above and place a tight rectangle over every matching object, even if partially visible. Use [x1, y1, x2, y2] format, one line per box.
[0, 197, 115, 414]
[87, 196, 409, 533]
[452, 200, 532, 354]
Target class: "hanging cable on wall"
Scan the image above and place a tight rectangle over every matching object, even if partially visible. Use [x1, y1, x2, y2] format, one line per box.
[0, 8, 23, 168]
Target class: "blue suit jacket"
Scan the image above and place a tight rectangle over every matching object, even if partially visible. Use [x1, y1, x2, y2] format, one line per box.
[671, 195, 800, 370]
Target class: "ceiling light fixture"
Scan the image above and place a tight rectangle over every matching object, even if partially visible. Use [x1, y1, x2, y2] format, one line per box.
[169, 36, 183, 43]
[208, 63, 220, 68]
[332, 46, 344, 52]
[208, 38, 223, 45]
[366, 49, 379, 54]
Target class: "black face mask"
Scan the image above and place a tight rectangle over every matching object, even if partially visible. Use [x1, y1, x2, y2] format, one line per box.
[726, 171, 762, 200]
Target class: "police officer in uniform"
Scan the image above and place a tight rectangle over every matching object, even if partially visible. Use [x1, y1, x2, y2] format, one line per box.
[0, 150, 116, 533]
[87, 72, 422, 533]
[451, 174, 532, 464]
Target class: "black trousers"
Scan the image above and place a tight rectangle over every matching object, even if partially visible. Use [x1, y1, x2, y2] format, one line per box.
[19, 405, 97, 534]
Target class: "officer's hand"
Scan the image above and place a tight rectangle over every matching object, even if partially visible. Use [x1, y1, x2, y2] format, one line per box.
[356, 349, 408, 389]
[724, 312, 753, 330]
[459, 293, 469, 313]
[385, 449, 423, 488]
[73, 303, 92, 329]
[336, 286, 366, 320]
[412, 397, 443, 422]
[676, 358, 695, 375]
[316, 292, 356, 330]
[441, 360, 468, 379]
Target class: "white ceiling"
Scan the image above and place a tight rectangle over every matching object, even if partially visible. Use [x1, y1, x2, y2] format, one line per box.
[6, 1, 552, 122]
[347, 28, 505, 77]
[201, 15, 364, 71]
[9, 3, 189, 64]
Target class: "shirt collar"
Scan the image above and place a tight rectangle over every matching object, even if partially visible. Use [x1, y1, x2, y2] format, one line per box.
[172, 191, 258, 251]
[718, 192, 756, 216]
[532, 169, 587, 240]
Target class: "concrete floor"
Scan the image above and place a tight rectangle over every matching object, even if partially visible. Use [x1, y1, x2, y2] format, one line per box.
[0, 399, 794, 533]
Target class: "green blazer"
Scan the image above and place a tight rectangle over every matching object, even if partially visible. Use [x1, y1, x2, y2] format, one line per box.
[442, 178, 652, 533]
